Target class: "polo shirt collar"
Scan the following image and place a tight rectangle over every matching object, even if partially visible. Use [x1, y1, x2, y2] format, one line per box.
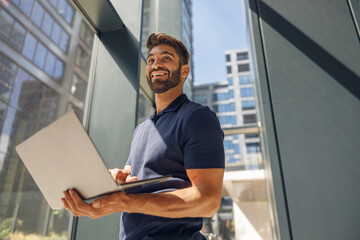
[150, 94, 188, 120]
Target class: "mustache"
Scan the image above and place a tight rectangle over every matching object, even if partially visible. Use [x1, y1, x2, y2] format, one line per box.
[150, 67, 170, 77]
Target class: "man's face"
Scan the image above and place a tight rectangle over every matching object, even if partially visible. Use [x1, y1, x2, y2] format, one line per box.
[146, 44, 183, 94]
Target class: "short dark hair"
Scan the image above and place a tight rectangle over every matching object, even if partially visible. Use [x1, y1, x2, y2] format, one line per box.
[147, 33, 190, 65]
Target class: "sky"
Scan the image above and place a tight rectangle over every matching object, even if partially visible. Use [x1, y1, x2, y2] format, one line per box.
[192, 0, 249, 85]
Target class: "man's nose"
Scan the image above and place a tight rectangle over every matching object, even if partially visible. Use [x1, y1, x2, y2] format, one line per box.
[152, 58, 164, 69]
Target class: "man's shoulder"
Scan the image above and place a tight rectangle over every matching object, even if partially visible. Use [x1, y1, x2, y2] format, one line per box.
[180, 99, 216, 119]
[179, 100, 220, 131]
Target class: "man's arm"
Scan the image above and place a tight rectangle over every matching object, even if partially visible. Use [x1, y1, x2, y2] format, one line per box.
[62, 168, 224, 219]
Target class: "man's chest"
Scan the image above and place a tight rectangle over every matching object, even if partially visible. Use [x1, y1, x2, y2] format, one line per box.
[130, 116, 185, 178]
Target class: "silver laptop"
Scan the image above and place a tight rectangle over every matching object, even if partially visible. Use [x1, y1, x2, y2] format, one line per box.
[15, 111, 171, 210]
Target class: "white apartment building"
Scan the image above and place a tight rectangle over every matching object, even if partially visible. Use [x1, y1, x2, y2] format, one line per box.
[194, 49, 261, 169]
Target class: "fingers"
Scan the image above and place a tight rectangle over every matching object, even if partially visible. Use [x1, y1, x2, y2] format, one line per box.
[62, 190, 95, 217]
[109, 168, 131, 184]
[126, 176, 138, 183]
[62, 190, 126, 219]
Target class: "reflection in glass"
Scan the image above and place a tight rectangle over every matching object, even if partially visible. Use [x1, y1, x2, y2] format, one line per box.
[44, 52, 56, 76]
[75, 47, 91, 73]
[0, 9, 14, 38]
[70, 74, 87, 102]
[53, 59, 64, 82]
[0, 0, 94, 238]
[31, 2, 45, 27]
[19, 0, 34, 17]
[34, 42, 47, 68]
[137, 90, 154, 124]
[203, 133, 271, 239]
[51, 22, 62, 45]
[79, 21, 94, 48]
[22, 33, 37, 60]
[42, 13, 54, 36]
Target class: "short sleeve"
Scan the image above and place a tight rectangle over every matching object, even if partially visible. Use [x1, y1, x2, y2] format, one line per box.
[183, 107, 225, 169]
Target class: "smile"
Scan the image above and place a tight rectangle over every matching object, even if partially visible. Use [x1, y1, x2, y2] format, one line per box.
[152, 72, 168, 78]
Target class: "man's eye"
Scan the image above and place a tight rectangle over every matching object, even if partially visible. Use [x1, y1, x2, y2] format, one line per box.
[148, 59, 154, 64]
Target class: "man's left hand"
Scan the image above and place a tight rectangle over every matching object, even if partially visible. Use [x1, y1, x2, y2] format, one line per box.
[61, 189, 127, 219]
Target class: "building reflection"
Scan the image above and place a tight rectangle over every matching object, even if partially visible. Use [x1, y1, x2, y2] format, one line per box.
[0, 0, 94, 237]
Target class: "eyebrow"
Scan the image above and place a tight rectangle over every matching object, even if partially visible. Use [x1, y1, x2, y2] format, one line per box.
[147, 51, 175, 60]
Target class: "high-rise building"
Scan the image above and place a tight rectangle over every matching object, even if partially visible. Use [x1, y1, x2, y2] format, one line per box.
[0, 0, 94, 236]
[194, 48, 261, 169]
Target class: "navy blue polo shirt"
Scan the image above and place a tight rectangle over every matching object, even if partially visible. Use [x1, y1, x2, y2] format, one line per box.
[119, 94, 224, 240]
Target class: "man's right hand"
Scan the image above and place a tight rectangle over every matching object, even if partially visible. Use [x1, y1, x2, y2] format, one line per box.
[109, 168, 138, 184]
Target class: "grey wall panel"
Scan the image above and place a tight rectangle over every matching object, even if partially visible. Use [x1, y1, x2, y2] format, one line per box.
[69, 0, 143, 239]
[245, 0, 292, 238]
[74, 37, 138, 240]
[247, 0, 360, 239]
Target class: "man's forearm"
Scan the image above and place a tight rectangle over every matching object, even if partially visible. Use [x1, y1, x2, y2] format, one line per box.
[120, 185, 221, 218]
[63, 169, 224, 220]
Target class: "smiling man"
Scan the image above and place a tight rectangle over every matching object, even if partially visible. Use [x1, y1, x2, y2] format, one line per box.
[62, 33, 225, 240]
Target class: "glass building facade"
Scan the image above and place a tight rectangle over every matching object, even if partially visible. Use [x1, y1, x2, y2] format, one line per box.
[0, 0, 300, 239]
[0, 0, 94, 238]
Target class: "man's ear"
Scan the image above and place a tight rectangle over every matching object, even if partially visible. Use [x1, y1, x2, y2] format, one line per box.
[181, 64, 190, 80]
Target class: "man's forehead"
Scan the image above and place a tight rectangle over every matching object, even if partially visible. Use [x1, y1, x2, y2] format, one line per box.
[148, 44, 178, 57]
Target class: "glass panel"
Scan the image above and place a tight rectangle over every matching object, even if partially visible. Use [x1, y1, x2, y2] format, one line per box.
[41, 12, 54, 36]
[70, 74, 87, 102]
[203, 133, 272, 239]
[75, 47, 91, 73]
[44, 51, 56, 76]
[240, 87, 254, 97]
[57, 0, 66, 17]
[10, 22, 26, 51]
[0, 9, 14, 38]
[22, 33, 37, 60]
[0, 0, 94, 235]
[226, 66, 232, 74]
[49, 0, 58, 7]
[79, 21, 94, 48]
[239, 75, 251, 85]
[242, 100, 255, 110]
[19, 0, 35, 17]
[218, 115, 237, 126]
[33, 42, 47, 68]
[65, 3, 74, 23]
[31, 2, 45, 27]
[137, 89, 154, 124]
[50, 22, 61, 45]
[227, 77, 233, 86]
[10, 0, 20, 6]
[237, 52, 248, 61]
[214, 102, 235, 112]
[53, 59, 64, 82]
[226, 54, 231, 62]
[0, 56, 17, 100]
[243, 114, 257, 124]
[59, 31, 69, 52]
[238, 63, 250, 72]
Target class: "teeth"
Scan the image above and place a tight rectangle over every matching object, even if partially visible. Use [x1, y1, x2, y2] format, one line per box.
[152, 72, 165, 77]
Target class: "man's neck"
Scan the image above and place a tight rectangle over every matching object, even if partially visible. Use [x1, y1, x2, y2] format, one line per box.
[155, 87, 183, 114]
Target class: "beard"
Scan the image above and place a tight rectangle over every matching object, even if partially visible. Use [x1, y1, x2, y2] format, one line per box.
[147, 65, 182, 94]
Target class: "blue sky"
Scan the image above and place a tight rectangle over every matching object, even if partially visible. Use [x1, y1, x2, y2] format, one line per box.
[192, 0, 248, 85]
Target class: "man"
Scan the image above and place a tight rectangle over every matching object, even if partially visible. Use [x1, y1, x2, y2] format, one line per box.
[62, 33, 225, 240]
